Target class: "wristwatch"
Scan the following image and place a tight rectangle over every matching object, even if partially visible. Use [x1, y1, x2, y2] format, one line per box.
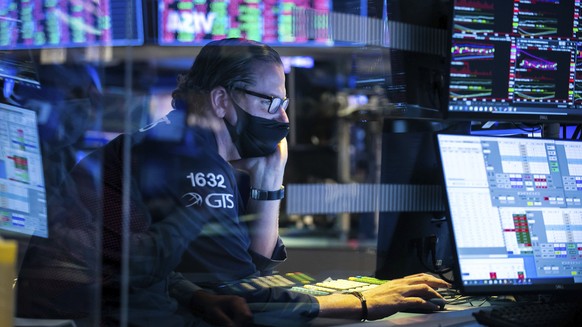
[250, 186, 285, 200]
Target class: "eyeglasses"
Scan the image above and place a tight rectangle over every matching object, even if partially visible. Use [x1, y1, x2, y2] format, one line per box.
[234, 87, 289, 114]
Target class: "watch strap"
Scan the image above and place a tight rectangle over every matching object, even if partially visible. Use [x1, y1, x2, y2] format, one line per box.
[250, 186, 285, 200]
[350, 291, 368, 321]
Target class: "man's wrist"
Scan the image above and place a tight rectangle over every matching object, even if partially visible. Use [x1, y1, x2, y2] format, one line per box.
[250, 186, 285, 200]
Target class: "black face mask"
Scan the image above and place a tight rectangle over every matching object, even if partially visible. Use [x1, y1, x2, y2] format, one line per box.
[224, 101, 289, 158]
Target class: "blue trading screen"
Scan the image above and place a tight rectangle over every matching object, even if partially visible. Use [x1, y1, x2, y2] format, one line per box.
[438, 134, 582, 294]
[448, 0, 582, 122]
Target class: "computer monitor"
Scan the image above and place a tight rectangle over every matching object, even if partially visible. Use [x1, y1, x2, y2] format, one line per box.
[447, 0, 582, 123]
[157, 0, 332, 46]
[373, 0, 451, 116]
[0, 102, 47, 238]
[0, 0, 144, 49]
[155, 0, 395, 47]
[375, 121, 457, 280]
[436, 133, 582, 295]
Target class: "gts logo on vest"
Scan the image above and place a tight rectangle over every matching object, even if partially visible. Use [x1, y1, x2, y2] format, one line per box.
[182, 192, 234, 209]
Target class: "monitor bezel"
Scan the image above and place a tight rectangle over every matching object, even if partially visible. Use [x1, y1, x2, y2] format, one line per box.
[445, 110, 582, 124]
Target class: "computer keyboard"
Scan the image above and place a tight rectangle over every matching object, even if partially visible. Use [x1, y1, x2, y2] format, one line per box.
[315, 279, 378, 291]
[473, 301, 582, 327]
[219, 273, 387, 296]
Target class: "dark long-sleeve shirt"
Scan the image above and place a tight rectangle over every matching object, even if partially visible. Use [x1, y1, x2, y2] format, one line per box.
[18, 110, 318, 326]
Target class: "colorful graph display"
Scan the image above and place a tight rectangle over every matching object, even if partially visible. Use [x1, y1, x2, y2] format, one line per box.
[0, 103, 47, 237]
[158, 0, 332, 46]
[448, 0, 582, 122]
[0, 0, 144, 50]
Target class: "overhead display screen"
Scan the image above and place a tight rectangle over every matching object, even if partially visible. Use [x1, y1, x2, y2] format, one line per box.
[0, 0, 144, 50]
[158, 0, 332, 46]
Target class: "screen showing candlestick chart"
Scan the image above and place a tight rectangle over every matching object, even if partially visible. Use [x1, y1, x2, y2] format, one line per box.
[447, 0, 582, 123]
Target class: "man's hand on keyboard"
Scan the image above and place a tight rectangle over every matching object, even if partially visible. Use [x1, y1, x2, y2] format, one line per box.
[362, 273, 452, 320]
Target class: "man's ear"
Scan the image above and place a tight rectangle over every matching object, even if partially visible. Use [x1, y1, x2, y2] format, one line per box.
[209, 86, 229, 118]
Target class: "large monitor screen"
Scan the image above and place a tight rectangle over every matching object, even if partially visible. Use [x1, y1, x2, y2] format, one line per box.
[0, 0, 144, 50]
[437, 133, 582, 295]
[0, 102, 47, 237]
[447, 0, 582, 123]
[158, 0, 332, 46]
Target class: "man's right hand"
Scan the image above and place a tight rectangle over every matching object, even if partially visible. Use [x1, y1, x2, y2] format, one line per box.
[362, 273, 452, 320]
[230, 137, 288, 191]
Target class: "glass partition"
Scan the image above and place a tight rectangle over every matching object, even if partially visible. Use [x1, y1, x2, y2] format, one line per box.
[1, 0, 456, 325]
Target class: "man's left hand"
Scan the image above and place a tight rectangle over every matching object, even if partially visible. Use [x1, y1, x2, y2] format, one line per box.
[191, 290, 253, 327]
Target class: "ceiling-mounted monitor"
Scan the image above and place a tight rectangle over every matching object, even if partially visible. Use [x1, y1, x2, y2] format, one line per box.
[0, 0, 144, 50]
[156, 0, 392, 47]
[447, 0, 582, 123]
[158, 0, 333, 46]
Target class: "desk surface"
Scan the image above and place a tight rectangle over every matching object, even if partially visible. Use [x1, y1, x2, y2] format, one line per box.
[14, 318, 77, 327]
[313, 304, 486, 326]
[16, 305, 486, 327]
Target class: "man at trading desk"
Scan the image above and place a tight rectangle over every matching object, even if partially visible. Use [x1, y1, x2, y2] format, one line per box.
[16, 38, 450, 326]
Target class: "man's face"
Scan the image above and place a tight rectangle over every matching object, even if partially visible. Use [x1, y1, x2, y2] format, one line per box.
[222, 62, 290, 159]
[228, 62, 289, 124]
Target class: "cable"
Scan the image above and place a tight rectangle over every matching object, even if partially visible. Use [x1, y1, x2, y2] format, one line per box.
[511, 122, 543, 134]
[413, 234, 454, 284]
[572, 125, 582, 140]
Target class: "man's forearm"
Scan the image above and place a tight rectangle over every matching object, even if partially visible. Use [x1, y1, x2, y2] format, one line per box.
[246, 198, 281, 258]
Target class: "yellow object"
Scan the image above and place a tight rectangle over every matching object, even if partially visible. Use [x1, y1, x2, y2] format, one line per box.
[0, 239, 17, 327]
